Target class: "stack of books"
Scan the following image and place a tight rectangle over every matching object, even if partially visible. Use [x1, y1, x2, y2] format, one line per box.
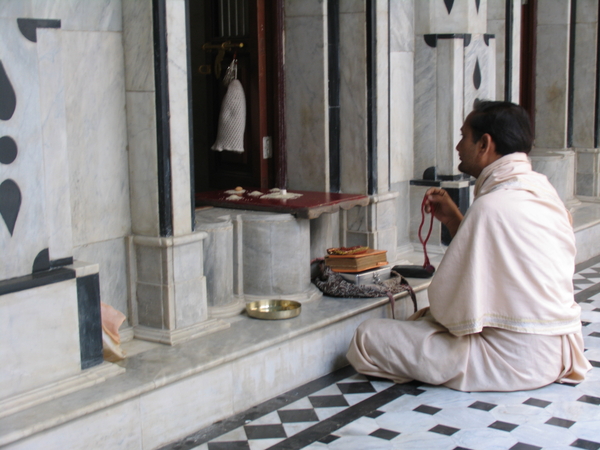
[325, 249, 388, 273]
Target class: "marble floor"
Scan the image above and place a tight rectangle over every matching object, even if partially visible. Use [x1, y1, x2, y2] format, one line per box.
[160, 256, 600, 450]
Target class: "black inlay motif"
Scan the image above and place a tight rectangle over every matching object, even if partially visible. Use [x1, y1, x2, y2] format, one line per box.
[473, 58, 482, 90]
[32, 248, 50, 273]
[77, 274, 104, 370]
[510, 444, 541, 450]
[413, 405, 441, 415]
[424, 34, 438, 48]
[337, 382, 376, 394]
[370, 428, 400, 440]
[318, 435, 339, 444]
[469, 401, 496, 411]
[444, 0, 455, 14]
[429, 424, 459, 436]
[0, 267, 75, 296]
[423, 166, 437, 180]
[545, 417, 575, 428]
[207, 442, 250, 450]
[0, 135, 17, 164]
[484, 34, 494, 46]
[0, 179, 21, 235]
[17, 18, 61, 43]
[51, 256, 74, 268]
[277, 409, 319, 423]
[523, 398, 551, 408]
[243, 424, 286, 440]
[570, 438, 600, 450]
[475, 0, 481, 13]
[0, 60, 16, 121]
[488, 420, 518, 432]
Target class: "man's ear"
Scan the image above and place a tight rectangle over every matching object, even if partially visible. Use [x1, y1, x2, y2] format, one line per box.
[479, 133, 494, 154]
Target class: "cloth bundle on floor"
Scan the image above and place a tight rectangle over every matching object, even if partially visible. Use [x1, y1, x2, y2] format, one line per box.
[311, 261, 417, 318]
[101, 302, 126, 362]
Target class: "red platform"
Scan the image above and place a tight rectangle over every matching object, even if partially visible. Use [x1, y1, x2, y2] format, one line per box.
[195, 189, 369, 219]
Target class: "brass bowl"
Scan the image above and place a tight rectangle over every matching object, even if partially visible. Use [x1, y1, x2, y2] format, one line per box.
[246, 299, 301, 320]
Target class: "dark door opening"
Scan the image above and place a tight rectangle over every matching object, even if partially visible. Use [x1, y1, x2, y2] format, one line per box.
[520, 0, 536, 135]
[188, 0, 285, 193]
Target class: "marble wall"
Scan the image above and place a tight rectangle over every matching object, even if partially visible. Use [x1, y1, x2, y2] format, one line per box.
[0, 279, 81, 402]
[0, 0, 133, 330]
[339, 2, 369, 194]
[0, 17, 50, 280]
[415, 0, 487, 35]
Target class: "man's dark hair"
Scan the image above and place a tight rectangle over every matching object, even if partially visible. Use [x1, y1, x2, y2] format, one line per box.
[468, 99, 533, 155]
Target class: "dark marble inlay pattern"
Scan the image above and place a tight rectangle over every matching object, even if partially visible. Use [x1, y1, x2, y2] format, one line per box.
[430, 424, 459, 436]
[444, 0, 455, 14]
[413, 404, 441, 415]
[523, 398, 551, 408]
[243, 424, 286, 440]
[469, 401, 497, 411]
[369, 428, 400, 440]
[473, 58, 482, 90]
[308, 395, 349, 408]
[0, 60, 16, 121]
[0, 178, 21, 235]
[488, 420, 518, 432]
[277, 409, 319, 423]
[545, 417, 575, 428]
[0, 135, 17, 164]
[16, 18, 61, 43]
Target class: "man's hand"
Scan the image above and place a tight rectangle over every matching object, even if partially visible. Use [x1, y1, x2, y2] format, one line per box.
[423, 188, 464, 238]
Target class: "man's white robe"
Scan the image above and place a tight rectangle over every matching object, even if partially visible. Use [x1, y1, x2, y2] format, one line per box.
[347, 153, 591, 391]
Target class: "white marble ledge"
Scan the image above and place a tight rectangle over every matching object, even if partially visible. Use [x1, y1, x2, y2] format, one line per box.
[366, 191, 400, 204]
[571, 200, 600, 232]
[0, 252, 436, 447]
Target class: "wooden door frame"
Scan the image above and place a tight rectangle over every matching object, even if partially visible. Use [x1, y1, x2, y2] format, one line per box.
[520, 0, 537, 136]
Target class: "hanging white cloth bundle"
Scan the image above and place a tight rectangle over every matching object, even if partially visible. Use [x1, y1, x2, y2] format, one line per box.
[211, 58, 246, 153]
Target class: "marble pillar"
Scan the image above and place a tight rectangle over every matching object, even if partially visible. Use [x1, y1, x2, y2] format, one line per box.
[571, 1, 600, 198]
[122, 0, 224, 344]
[412, 0, 494, 249]
[533, 0, 577, 204]
[284, 0, 329, 192]
[339, 1, 368, 195]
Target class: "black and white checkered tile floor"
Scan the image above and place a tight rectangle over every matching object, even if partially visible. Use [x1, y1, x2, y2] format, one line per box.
[163, 256, 600, 450]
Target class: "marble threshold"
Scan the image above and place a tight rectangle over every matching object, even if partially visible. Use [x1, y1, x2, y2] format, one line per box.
[0, 253, 435, 448]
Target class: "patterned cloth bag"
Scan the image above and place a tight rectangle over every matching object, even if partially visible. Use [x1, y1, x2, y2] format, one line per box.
[311, 260, 417, 318]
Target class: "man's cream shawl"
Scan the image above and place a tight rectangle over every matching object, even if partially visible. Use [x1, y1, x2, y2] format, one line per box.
[428, 153, 582, 337]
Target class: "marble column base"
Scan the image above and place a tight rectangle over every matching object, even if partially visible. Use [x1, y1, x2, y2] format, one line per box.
[133, 232, 227, 345]
[342, 192, 399, 263]
[196, 213, 244, 318]
[575, 148, 600, 197]
[529, 149, 576, 203]
[133, 319, 230, 346]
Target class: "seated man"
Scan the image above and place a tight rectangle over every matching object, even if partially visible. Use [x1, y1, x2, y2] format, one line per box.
[347, 100, 591, 391]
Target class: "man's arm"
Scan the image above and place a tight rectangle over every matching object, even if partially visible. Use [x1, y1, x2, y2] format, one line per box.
[424, 187, 464, 238]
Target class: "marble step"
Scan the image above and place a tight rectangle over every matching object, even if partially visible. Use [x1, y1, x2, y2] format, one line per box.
[0, 259, 433, 450]
[572, 200, 600, 264]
